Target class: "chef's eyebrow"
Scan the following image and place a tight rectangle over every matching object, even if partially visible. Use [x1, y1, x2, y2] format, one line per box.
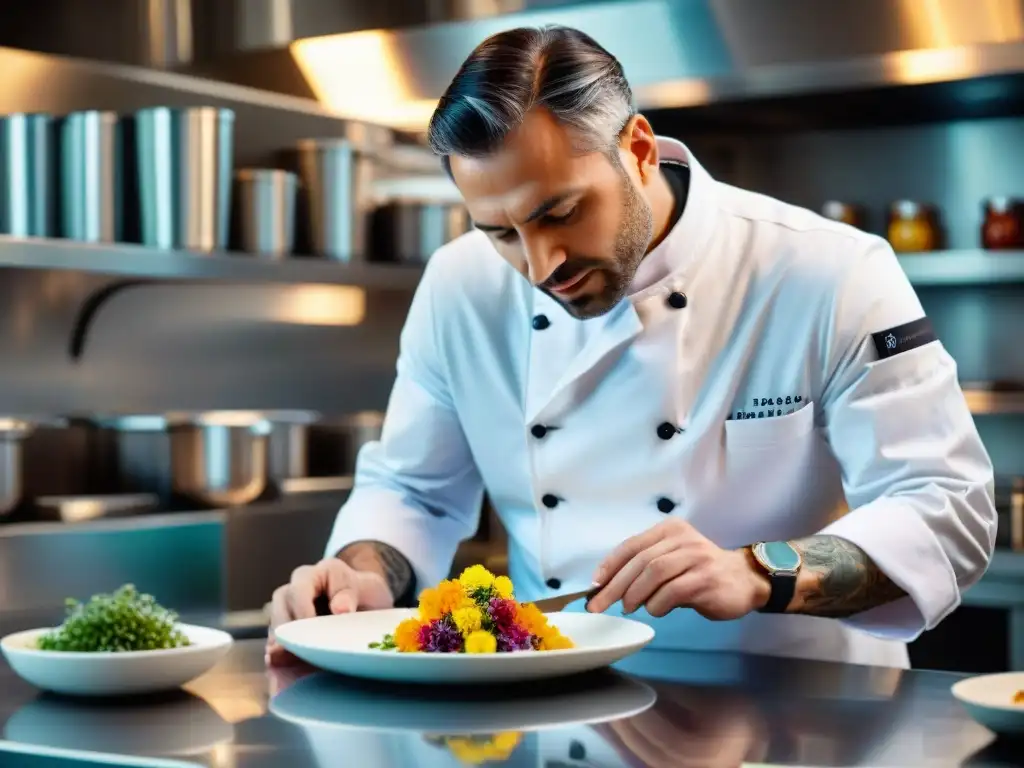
[473, 189, 584, 232]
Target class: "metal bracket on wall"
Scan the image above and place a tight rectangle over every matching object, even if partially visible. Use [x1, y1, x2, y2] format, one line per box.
[68, 278, 183, 361]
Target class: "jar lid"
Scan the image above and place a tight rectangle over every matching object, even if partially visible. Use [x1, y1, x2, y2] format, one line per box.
[891, 200, 925, 218]
[822, 201, 855, 219]
[984, 196, 1020, 213]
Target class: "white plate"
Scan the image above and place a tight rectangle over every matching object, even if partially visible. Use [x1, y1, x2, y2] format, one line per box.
[951, 672, 1024, 736]
[0, 624, 234, 697]
[273, 608, 655, 684]
[270, 667, 657, 734]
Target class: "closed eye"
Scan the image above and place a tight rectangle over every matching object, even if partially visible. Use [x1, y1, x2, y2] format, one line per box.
[544, 208, 576, 225]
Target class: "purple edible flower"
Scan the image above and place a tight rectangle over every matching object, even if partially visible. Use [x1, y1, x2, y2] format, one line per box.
[497, 622, 533, 652]
[424, 620, 463, 653]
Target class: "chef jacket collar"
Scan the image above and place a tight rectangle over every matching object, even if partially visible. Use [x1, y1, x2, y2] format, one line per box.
[627, 136, 720, 303]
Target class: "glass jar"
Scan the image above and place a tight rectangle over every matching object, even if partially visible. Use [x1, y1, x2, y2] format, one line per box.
[981, 196, 1023, 250]
[821, 201, 864, 229]
[887, 200, 938, 253]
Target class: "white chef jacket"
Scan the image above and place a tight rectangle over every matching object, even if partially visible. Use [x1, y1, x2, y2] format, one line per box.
[325, 136, 997, 669]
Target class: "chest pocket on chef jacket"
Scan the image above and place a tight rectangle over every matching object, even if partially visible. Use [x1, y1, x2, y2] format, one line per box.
[724, 400, 816, 451]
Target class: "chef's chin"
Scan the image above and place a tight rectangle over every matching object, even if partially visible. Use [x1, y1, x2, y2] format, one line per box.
[553, 272, 627, 320]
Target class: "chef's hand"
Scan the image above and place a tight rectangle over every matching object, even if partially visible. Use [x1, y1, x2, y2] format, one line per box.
[266, 557, 394, 666]
[586, 518, 770, 619]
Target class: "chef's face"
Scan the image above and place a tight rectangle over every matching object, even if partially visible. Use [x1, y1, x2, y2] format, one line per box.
[449, 109, 656, 319]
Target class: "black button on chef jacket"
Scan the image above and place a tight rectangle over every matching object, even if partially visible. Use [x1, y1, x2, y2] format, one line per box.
[667, 291, 687, 309]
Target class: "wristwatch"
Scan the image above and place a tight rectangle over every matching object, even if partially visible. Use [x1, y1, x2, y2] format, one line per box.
[751, 541, 801, 614]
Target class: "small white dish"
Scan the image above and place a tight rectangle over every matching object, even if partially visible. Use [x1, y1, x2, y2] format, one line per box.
[272, 608, 655, 685]
[0, 624, 233, 697]
[951, 672, 1024, 735]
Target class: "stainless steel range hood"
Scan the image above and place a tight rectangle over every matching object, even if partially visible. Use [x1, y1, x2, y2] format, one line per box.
[239, 0, 1024, 131]
[4, 0, 1024, 131]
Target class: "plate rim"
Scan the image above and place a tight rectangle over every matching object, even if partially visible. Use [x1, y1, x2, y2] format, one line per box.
[272, 609, 656, 662]
[0, 623, 234, 660]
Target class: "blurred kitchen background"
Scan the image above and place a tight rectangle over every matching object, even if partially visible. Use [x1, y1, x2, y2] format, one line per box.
[0, 0, 1022, 675]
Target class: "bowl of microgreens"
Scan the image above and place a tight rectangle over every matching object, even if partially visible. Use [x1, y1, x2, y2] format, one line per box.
[0, 584, 233, 697]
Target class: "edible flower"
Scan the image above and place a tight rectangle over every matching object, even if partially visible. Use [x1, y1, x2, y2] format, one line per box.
[458, 564, 496, 593]
[393, 617, 425, 652]
[493, 575, 514, 599]
[452, 605, 483, 635]
[369, 566, 574, 654]
[464, 629, 497, 654]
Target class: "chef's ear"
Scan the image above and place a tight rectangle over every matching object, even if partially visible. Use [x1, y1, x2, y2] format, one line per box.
[618, 114, 659, 182]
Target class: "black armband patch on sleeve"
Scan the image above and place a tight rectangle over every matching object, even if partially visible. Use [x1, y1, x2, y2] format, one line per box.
[871, 317, 937, 360]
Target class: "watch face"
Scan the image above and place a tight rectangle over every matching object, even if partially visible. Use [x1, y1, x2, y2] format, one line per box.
[761, 541, 801, 572]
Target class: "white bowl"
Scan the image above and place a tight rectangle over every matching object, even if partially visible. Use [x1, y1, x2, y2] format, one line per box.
[951, 671, 1024, 736]
[273, 608, 655, 684]
[0, 623, 233, 697]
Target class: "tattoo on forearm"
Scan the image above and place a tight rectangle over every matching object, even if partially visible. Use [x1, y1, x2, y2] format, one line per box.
[790, 536, 907, 618]
[339, 541, 416, 606]
[373, 543, 415, 605]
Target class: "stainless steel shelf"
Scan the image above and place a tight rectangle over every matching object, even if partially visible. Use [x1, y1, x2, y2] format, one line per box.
[0, 236, 426, 290]
[897, 250, 1024, 286]
[3, 239, 1021, 291]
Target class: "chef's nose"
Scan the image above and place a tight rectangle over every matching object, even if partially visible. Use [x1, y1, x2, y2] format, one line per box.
[524, 238, 567, 286]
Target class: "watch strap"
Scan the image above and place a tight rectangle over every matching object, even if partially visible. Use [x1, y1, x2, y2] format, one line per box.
[759, 570, 797, 614]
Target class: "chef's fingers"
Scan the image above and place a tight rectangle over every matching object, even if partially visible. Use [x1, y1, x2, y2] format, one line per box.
[269, 585, 295, 630]
[354, 569, 401, 610]
[620, 550, 695, 614]
[589, 537, 680, 614]
[266, 585, 306, 668]
[644, 569, 707, 618]
[285, 564, 321, 621]
[592, 518, 696, 585]
[320, 558, 359, 614]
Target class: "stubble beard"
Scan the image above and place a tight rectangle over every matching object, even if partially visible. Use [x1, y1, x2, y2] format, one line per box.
[559, 169, 653, 321]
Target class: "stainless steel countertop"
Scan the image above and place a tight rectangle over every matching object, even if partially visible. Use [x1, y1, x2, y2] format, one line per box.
[1, 617, 1022, 768]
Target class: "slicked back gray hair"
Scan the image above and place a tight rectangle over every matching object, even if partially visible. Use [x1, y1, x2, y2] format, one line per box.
[427, 25, 636, 172]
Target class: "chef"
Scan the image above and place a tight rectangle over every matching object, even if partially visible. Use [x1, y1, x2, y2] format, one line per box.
[267, 24, 996, 669]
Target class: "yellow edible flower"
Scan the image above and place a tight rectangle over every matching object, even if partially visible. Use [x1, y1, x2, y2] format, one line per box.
[493, 575, 514, 599]
[452, 606, 483, 636]
[437, 579, 473, 614]
[417, 587, 444, 621]
[446, 731, 522, 764]
[464, 629, 497, 654]
[536, 624, 575, 651]
[394, 617, 424, 652]
[458, 564, 495, 592]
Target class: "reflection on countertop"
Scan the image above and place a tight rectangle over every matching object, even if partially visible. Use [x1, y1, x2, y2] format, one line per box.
[2, 636, 1023, 768]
